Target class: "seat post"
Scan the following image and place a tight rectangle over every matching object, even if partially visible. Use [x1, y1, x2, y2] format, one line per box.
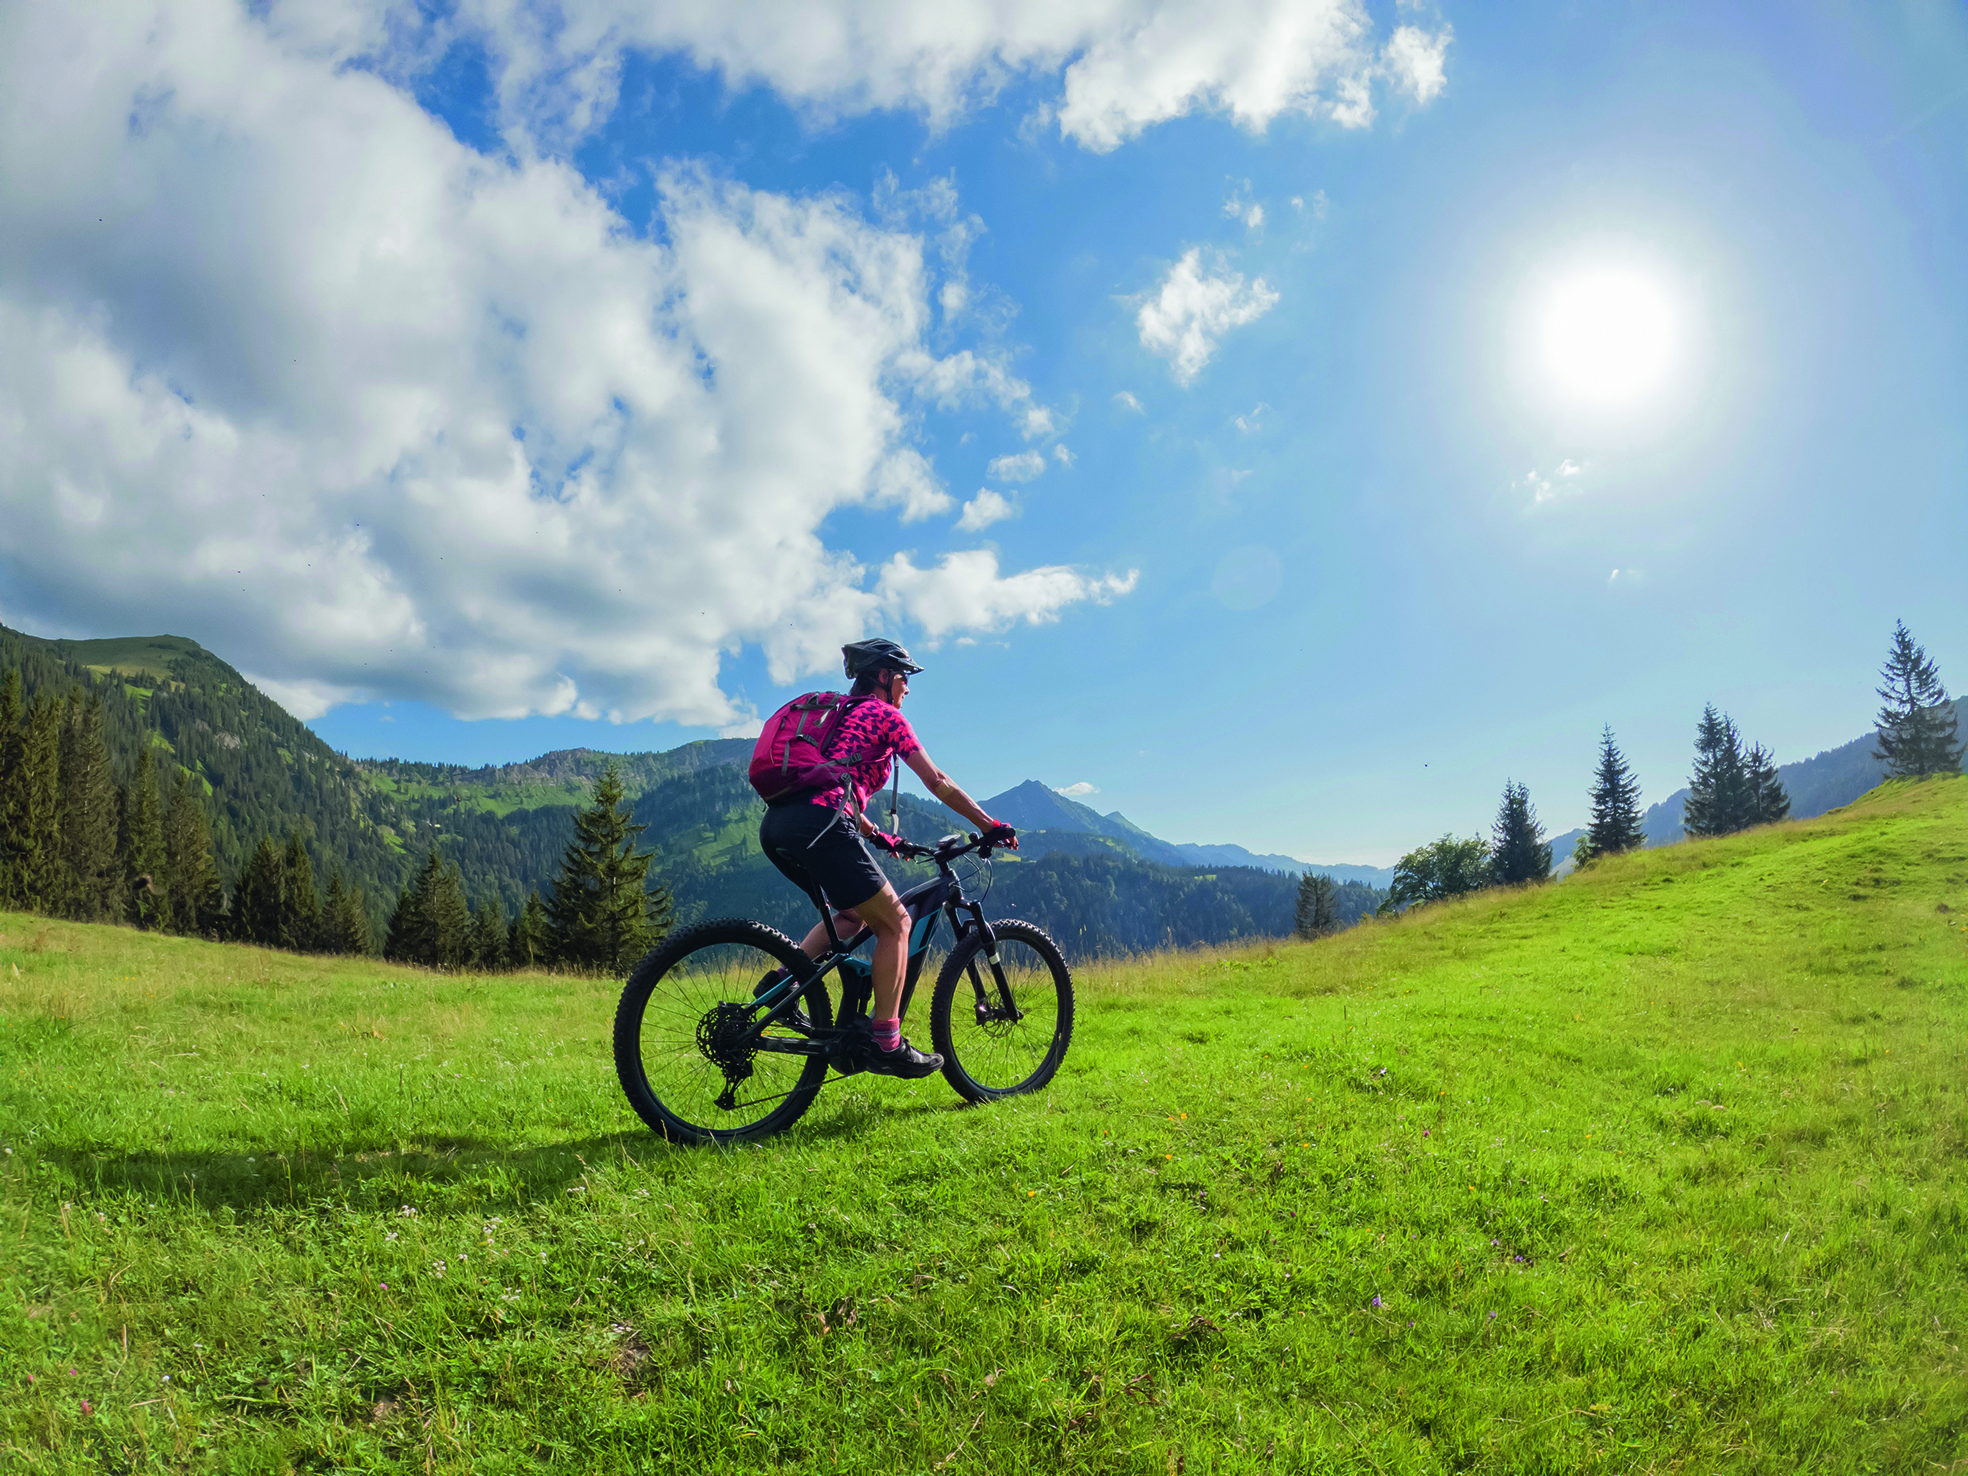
[816, 899, 846, 954]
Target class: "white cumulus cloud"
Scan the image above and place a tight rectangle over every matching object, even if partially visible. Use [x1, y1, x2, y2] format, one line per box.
[0, 0, 1131, 727]
[874, 551, 1137, 644]
[1135, 249, 1281, 385]
[1056, 781, 1099, 797]
[439, 0, 1448, 155]
[988, 450, 1048, 482]
[1384, 25, 1452, 105]
[1113, 390, 1146, 413]
[956, 490, 1017, 532]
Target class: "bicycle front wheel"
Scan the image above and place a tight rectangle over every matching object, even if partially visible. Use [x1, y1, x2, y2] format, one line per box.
[929, 919, 1074, 1102]
[613, 919, 833, 1145]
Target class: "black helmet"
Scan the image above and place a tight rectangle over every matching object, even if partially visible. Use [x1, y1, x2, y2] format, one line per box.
[842, 638, 923, 680]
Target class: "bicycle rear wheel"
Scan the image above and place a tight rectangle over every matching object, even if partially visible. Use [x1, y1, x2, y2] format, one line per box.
[929, 919, 1074, 1103]
[613, 919, 833, 1145]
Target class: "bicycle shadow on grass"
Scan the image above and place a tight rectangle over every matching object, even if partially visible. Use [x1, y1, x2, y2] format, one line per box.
[40, 1094, 974, 1213]
[40, 1129, 677, 1214]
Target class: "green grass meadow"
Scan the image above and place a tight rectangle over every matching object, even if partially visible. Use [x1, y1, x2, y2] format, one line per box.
[3, 778, 1966, 1473]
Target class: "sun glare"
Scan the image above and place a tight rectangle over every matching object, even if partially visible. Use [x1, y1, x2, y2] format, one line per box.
[1537, 267, 1679, 408]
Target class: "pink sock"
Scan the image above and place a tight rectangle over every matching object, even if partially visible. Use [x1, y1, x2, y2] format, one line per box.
[871, 1016, 901, 1051]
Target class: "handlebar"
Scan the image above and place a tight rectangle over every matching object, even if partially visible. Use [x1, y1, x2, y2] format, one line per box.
[893, 825, 1018, 863]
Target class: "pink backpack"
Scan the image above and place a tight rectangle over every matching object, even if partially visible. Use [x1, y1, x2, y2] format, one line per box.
[748, 691, 878, 805]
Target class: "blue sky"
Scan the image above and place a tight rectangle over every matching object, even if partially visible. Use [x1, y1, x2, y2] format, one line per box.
[2, 1, 1963, 864]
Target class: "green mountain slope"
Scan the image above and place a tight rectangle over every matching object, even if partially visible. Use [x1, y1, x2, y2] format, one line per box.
[2, 778, 1962, 1469]
[0, 624, 414, 938]
[1547, 696, 1968, 864]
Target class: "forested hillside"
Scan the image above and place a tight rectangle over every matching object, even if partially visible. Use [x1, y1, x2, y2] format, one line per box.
[0, 623, 1378, 959]
[0, 625, 413, 939]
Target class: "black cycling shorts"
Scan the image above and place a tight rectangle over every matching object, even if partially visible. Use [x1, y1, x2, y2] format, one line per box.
[759, 801, 888, 913]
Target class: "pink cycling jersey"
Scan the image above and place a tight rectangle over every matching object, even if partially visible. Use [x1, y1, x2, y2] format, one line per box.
[809, 700, 922, 814]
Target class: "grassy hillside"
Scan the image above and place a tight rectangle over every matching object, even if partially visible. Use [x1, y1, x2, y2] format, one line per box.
[2, 777, 1964, 1472]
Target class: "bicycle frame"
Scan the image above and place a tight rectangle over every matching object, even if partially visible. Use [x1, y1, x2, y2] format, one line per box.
[749, 833, 1021, 1069]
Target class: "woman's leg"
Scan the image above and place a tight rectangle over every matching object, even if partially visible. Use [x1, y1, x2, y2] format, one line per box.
[844, 885, 910, 1021]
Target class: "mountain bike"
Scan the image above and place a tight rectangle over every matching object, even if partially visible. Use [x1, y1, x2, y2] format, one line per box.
[612, 829, 1075, 1145]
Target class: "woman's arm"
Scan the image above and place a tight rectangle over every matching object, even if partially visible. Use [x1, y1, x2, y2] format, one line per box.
[902, 748, 1002, 834]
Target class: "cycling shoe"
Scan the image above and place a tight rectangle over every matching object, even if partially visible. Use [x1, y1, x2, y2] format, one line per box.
[863, 1036, 943, 1079]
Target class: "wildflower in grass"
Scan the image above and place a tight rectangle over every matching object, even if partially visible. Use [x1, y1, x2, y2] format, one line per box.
[79, 1400, 91, 1414]
[1488, 1311, 1497, 1320]
[1371, 1296, 1383, 1308]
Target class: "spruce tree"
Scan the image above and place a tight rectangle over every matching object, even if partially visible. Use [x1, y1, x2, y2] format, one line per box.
[508, 891, 549, 969]
[319, 868, 373, 956]
[0, 669, 23, 907]
[385, 849, 468, 967]
[1873, 621, 1962, 777]
[385, 849, 442, 964]
[18, 693, 63, 911]
[466, 899, 508, 971]
[162, 772, 225, 936]
[1294, 873, 1338, 939]
[1490, 780, 1553, 885]
[545, 762, 672, 974]
[57, 691, 122, 922]
[281, 833, 320, 951]
[121, 747, 168, 928]
[427, 861, 471, 969]
[235, 837, 286, 946]
[1582, 725, 1646, 861]
[1745, 743, 1791, 826]
[1684, 705, 1753, 838]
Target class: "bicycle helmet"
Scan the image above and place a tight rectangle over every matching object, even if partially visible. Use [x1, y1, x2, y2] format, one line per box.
[842, 638, 924, 680]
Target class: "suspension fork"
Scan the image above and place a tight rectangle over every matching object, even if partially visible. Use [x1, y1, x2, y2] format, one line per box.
[952, 899, 1021, 1020]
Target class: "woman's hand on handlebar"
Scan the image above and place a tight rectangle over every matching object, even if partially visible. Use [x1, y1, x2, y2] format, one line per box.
[980, 820, 1019, 852]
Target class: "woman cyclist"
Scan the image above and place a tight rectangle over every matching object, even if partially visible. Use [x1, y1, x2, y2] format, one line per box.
[757, 638, 1015, 1077]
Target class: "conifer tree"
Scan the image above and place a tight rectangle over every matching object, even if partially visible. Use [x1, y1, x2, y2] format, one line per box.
[1581, 725, 1646, 862]
[319, 868, 372, 955]
[162, 772, 225, 936]
[385, 850, 438, 963]
[57, 691, 122, 922]
[235, 837, 286, 946]
[466, 899, 508, 971]
[508, 891, 549, 969]
[545, 763, 672, 973]
[427, 860, 471, 968]
[1490, 780, 1553, 885]
[0, 669, 23, 906]
[120, 747, 168, 928]
[281, 833, 320, 951]
[1744, 743, 1791, 826]
[18, 692, 63, 911]
[1873, 620, 1963, 777]
[385, 849, 469, 967]
[1683, 705, 1753, 838]
[1294, 873, 1338, 939]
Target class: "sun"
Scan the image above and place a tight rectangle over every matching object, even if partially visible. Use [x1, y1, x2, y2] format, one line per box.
[1537, 267, 1679, 408]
